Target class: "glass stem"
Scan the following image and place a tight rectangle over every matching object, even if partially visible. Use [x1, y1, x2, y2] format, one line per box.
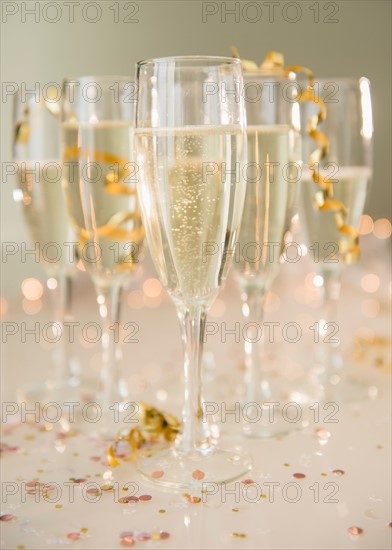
[314, 268, 344, 387]
[241, 284, 269, 404]
[49, 270, 80, 390]
[95, 283, 128, 413]
[175, 303, 210, 455]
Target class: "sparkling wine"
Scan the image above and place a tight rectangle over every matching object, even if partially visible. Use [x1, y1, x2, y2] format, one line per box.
[62, 121, 144, 285]
[15, 162, 76, 274]
[300, 166, 371, 265]
[136, 125, 245, 303]
[233, 124, 294, 288]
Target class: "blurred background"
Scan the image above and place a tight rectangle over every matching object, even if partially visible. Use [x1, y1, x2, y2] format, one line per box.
[1, 0, 391, 297]
[1, 0, 391, 303]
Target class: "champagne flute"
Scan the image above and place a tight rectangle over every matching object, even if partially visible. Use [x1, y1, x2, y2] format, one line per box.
[231, 72, 303, 438]
[135, 56, 251, 488]
[62, 76, 144, 433]
[13, 88, 81, 404]
[299, 77, 373, 401]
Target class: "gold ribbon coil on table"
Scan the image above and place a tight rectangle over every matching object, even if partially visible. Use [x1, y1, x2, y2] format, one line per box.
[108, 403, 180, 467]
[232, 48, 360, 264]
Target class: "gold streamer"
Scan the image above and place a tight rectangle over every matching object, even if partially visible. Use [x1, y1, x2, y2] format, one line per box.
[14, 107, 30, 145]
[63, 145, 144, 262]
[232, 48, 360, 263]
[108, 403, 180, 467]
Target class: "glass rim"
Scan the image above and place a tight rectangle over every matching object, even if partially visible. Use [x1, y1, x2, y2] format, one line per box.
[242, 70, 293, 80]
[62, 75, 133, 84]
[136, 55, 242, 68]
[295, 76, 370, 85]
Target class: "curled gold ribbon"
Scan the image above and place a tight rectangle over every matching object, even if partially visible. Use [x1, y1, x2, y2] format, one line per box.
[14, 107, 30, 145]
[108, 403, 180, 467]
[232, 48, 360, 264]
[63, 145, 144, 262]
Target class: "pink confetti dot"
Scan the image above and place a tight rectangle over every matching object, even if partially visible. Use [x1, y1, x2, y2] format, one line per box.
[137, 533, 151, 541]
[0, 514, 15, 521]
[26, 481, 40, 488]
[187, 495, 201, 504]
[315, 428, 331, 440]
[86, 487, 101, 496]
[120, 531, 134, 538]
[139, 495, 152, 501]
[192, 469, 205, 480]
[121, 536, 135, 547]
[348, 526, 363, 536]
[67, 533, 81, 540]
[151, 470, 164, 479]
[160, 531, 170, 540]
[293, 473, 306, 479]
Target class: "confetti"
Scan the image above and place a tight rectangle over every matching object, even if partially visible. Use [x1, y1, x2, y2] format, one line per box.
[67, 533, 81, 540]
[241, 479, 254, 484]
[121, 536, 135, 547]
[348, 526, 363, 536]
[0, 514, 15, 521]
[159, 531, 170, 540]
[151, 470, 164, 479]
[86, 487, 101, 496]
[293, 473, 306, 479]
[139, 495, 152, 501]
[26, 481, 40, 488]
[70, 478, 86, 484]
[192, 469, 205, 480]
[118, 497, 139, 504]
[315, 428, 331, 440]
[100, 484, 114, 491]
[183, 494, 201, 504]
[231, 533, 247, 538]
[332, 469, 345, 476]
[120, 531, 134, 538]
[137, 533, 151, 541]
[159, 509, 166, 514]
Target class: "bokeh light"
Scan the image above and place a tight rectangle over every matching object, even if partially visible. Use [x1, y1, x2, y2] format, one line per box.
[361, 273, 380, 293]
[0, 296, 8, 317]
[127, 290, 144, 309]
[142, 278, 162, 298]
[21, 278, 44, 301]
[47, 278, 58, 290]
[361, 299, 380, 318]
[22, 298, 42, 315]
[358, 214, 374, 235]
[373, 218, 392, 239]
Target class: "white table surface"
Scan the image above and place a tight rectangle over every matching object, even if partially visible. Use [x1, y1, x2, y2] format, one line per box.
[1, 235, 391, 550]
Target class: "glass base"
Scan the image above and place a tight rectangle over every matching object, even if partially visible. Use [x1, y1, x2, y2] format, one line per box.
[16, 381, 95, 408]
[135, 444, 252, 490]
[314, 374, 378, 405]
[16, 381, 95, 431]
[241, 403, 307, 438]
